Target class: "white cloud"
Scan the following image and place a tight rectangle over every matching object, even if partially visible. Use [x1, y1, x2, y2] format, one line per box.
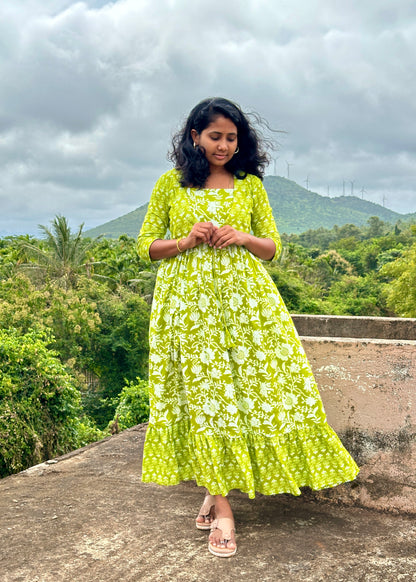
[0, 0, 416, 235]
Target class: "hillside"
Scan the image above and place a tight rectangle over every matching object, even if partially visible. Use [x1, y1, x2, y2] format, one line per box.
[85, 176, 414, 238]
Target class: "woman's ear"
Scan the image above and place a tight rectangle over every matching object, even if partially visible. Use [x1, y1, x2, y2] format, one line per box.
[191, 128, 199, 144]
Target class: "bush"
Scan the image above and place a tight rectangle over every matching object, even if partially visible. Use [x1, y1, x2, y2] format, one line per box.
[0, 329, 86, 477]
[109, 377, 149, 432]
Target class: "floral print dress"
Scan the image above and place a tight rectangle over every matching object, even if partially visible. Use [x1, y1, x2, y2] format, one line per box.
[138, 169, 359, 498]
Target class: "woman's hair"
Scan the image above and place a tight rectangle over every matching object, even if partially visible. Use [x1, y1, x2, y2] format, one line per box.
[169, 97, 271, 188]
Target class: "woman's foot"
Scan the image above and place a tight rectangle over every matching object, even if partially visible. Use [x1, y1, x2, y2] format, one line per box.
[195, 492, 216, 530]
[208, 495, 237, 557]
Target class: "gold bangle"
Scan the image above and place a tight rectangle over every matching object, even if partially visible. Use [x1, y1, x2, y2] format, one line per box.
[176, 238, 184, 253]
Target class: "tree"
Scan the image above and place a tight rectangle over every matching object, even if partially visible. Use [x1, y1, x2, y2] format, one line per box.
[18, 215, 101, 289]
[109, 377, 150, 433]
[366, 216, 388, 239]
[324, 274, 390, 316]
[0, 329, 85, 476]
[380, 243, 416, 317]
[84, 283, 151, 427]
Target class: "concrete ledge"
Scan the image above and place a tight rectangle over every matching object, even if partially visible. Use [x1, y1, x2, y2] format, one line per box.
[292, 314, 416, 340]
[301, 336, 416, 514]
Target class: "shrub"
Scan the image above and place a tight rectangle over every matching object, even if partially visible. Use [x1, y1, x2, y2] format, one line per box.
[0, 328, 106, 477]
[109, 377, 149, 432]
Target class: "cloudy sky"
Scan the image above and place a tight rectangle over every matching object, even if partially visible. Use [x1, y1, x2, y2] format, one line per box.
[1, 0, 415, 236]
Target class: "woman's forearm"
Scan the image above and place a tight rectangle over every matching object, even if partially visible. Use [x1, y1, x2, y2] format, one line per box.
[241, 233, 276, 261]
[149, 239, 183, 260]
[149, 233, 276, 261]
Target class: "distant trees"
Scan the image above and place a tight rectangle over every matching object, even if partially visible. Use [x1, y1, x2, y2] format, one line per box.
[1, 213, 415, 477]
[277, 216, 416, 316]
[18, 215, 101, 289]
[381, 243, 416, 317]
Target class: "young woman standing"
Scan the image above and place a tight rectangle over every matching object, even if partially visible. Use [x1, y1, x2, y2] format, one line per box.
[138, 97, 359, 558]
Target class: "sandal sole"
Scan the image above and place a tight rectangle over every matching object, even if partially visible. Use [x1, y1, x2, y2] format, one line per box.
[196, 522, 212, 530]
[208, 543, 237, 558]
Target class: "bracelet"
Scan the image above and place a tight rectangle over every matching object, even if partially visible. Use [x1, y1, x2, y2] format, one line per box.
[176, 238, 184, 253]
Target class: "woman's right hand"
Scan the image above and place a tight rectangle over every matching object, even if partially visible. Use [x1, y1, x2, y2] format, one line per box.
[181, 222, 218, 250]
[149, 222, 218, 260]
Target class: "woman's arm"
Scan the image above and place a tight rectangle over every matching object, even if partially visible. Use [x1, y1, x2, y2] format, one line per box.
[149, 221, 217, 260]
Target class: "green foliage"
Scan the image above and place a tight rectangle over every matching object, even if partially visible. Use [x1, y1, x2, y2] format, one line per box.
[266, 264, 326, 314]
[90, 235, 153, 287]
[380, 243, 416, 317]
[17, 215, 102, 289]
[276, 217, 416, 316]
[109, 378, 150, 432]
[0, 274, 151, 430]
[83, 282, 150, 427]
[0, 329, 83, 476]
[0, 275, 102, 366]
[325, 274, 390, 316]
[308, 250, 353, 290]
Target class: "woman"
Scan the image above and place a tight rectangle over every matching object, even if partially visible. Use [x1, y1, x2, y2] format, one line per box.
[138, 97, 359, 558]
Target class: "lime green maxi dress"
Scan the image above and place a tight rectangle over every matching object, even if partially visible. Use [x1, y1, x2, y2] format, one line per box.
[138, 169, 359, 498]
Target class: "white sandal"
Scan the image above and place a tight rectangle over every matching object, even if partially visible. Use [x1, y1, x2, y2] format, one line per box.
[196, 494, 216, 530]
[208, 517, 237, 557]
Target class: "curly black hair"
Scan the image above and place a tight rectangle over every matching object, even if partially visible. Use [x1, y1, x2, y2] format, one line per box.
[169, 97, 271, 188]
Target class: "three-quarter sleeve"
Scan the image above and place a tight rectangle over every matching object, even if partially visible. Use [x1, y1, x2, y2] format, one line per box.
[250, 176, 282, 261]
[137, 172, 172, 261]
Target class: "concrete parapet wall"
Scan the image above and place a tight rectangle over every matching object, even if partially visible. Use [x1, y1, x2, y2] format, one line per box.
[292, 314, 416, 340]
[301, 335, 416, 514]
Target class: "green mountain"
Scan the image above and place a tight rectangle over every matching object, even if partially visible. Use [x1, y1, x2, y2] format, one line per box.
[85, 176, 415, 238]
[86, 205, 150, 239]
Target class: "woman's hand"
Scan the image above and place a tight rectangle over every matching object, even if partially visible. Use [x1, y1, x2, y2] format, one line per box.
[181, 222, 218, 250]
[149, 222, 217, 260]
[210, 225, 248, 249]
[211, 225, 276, 260]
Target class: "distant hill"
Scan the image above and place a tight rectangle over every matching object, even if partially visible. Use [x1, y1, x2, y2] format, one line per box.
[86, 205, 150, 239]
[85, 176, 415, 238]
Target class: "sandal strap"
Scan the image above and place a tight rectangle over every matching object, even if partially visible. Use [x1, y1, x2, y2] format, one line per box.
[198, 494, 215, 517]
[210, 517, 236, 540]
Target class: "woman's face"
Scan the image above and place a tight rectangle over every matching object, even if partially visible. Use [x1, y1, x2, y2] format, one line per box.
[191, 115, 238, 171]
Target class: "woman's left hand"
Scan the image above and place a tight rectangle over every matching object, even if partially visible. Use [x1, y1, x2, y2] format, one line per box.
[210, 225, 248, 249]
[210, 226, 276, 260]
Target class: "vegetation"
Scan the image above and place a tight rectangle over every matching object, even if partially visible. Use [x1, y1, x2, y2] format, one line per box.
[0, 328, 83, 477]
[1, 213, 415, 477]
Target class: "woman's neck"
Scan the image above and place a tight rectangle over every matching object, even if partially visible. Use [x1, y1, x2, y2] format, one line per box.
[204, 170, 234, 189]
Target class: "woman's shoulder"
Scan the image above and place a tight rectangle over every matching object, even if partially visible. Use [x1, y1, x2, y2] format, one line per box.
[155, 168, 182, 188]
[236, 173, 264, 190]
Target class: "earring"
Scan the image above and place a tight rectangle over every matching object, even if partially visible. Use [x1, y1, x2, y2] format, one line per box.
[193, 142, 197, 149]
[234, 146, 240, 155]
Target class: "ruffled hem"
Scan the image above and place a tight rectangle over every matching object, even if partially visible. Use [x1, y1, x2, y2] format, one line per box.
[141, 418, 359, 499]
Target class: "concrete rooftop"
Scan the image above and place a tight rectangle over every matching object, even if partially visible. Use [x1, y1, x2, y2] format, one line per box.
[1, 424, 415, 582]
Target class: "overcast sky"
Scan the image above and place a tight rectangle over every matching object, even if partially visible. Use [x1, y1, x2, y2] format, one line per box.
[1, 0, 415, 236]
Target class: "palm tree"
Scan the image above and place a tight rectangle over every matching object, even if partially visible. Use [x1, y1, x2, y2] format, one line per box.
[18, 215, 102, 289]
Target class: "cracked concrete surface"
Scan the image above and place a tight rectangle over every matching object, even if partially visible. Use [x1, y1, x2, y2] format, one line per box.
[1, 425, 415, 582]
